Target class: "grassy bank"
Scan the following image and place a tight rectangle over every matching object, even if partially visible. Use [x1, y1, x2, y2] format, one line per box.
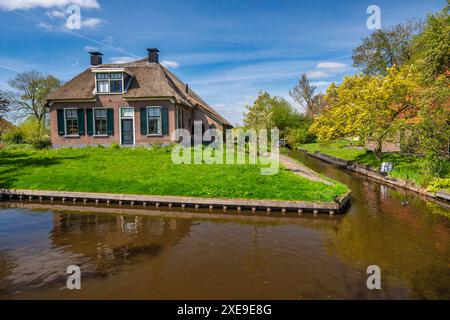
[300, 140, 450, 191]
[0, 146, 348, 202]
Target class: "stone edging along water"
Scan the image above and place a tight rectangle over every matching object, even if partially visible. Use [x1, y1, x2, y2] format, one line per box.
[298, 149, 450, 202]
[0, 188, 352, 216]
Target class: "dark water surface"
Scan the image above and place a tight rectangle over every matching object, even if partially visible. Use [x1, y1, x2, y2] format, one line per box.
[0, 151, 449, 299]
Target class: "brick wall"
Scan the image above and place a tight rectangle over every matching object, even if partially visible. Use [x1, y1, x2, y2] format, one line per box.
[49, 95, 224, 147]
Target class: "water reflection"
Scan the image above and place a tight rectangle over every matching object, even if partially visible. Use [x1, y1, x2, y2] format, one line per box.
[50, 213, 192, 277]
[0, 152, 449, 299]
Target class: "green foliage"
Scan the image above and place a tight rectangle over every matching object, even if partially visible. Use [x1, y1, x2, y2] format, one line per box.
[0, 148, 348, 202]
[243, 91, 274, 131]
[352, 22, 421, 75]
[310, 67, 419, 158]
[427, 178, 450, 193]
[7, 70, 61, 124]
[271, 96, 302, 136]
[2, 129, 24, 144]
[301, 140, 366, 161]
[412, 5, 450, 80]
[29, 136, 52, 150]
[110, 143, 120, 149]
[286, 116, 316, 147]
[2, 117, 50, 150]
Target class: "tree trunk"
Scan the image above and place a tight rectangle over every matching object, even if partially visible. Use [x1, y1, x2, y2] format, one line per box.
[374, 140, 383, 159]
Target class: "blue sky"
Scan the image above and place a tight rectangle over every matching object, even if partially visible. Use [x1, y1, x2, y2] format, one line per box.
[0, 0, 446, 124]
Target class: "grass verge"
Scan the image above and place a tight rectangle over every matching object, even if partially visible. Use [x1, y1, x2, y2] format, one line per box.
[0, 146, 348, 202]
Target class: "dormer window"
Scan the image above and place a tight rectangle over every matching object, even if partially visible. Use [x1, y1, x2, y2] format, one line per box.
[96, 72, 123, 93]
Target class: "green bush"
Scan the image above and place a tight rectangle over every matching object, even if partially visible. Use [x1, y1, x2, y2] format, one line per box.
[29, 136, 52, 150]
[427, 178, 450, 193]
[286, 127, 316, 147]
[2, 129, 24, 144]
[110, 143, 120, 149]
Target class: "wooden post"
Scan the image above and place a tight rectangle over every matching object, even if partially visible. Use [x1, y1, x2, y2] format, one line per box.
[298, 209, 303, 216]
[223, 205, 227, 212]
[329, 210, 335, 217]
[313, 209, 319, 216]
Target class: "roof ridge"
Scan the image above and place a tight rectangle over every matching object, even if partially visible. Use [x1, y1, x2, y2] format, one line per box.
[159, 64, 231, 126]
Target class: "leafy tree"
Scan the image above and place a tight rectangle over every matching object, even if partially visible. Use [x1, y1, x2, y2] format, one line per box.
[411, 5, 450, 81]
[243, 91, 274, 131]
[286, 115, 316, 147]
[289, 74, 326, 118]
[352, 22, 422, 75]
[310, 67, 419, 158]
[8, 71, 60, 124]
[271, 96, 301, 136]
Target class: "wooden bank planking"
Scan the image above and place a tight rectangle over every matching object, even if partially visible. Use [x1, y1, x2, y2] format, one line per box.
[0, 189, 352, 216]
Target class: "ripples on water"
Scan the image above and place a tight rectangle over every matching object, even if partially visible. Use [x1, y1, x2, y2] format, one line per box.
[0, 151, 449, 299]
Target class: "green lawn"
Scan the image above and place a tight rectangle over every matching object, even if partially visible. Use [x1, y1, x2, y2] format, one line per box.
[301, 140, 366, 161]
[0, 146, 348, 202]
[301, 141, 450, 190]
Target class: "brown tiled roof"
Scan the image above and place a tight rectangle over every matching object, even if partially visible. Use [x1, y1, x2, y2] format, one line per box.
[47, 58, 231, 127]
[0, 117, 15, 133]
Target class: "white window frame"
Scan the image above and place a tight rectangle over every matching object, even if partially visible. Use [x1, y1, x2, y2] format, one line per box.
[92, 107, 108, 137]
[64, 108, 79, 137]
[146, 106, 162, 136]
[95, 72, 124, 94]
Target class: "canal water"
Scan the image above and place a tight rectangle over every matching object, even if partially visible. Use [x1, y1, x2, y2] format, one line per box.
[0, 151, 449, 299]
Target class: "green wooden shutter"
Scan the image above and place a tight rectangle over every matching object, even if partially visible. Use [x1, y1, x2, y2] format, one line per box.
[162, 107, 169, 135]
[107, 108, 114, 135]
[57, 109, 65, 136]
[86, 109, 93, 136]
[140, 107, 147, 135]
[77, 109, 85, 135]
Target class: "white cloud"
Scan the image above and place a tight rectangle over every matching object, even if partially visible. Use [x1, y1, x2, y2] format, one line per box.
[311, 81, 332, 88]
[37, 21, 55, 31]
[161, 60, 180, 69]
[84, 45, 100, 52]
[0, 0, 100, 11]
[306, 70, 330, 79]
[316, 61, 348, 72]
[46, 9, 65, 18]
[110, 57, 136, 64]
[81, 17, 103, 28]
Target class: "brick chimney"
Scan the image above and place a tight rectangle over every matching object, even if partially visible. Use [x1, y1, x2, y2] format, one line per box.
[89, 52, 103, 66]
[147, 48, 159, 63]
